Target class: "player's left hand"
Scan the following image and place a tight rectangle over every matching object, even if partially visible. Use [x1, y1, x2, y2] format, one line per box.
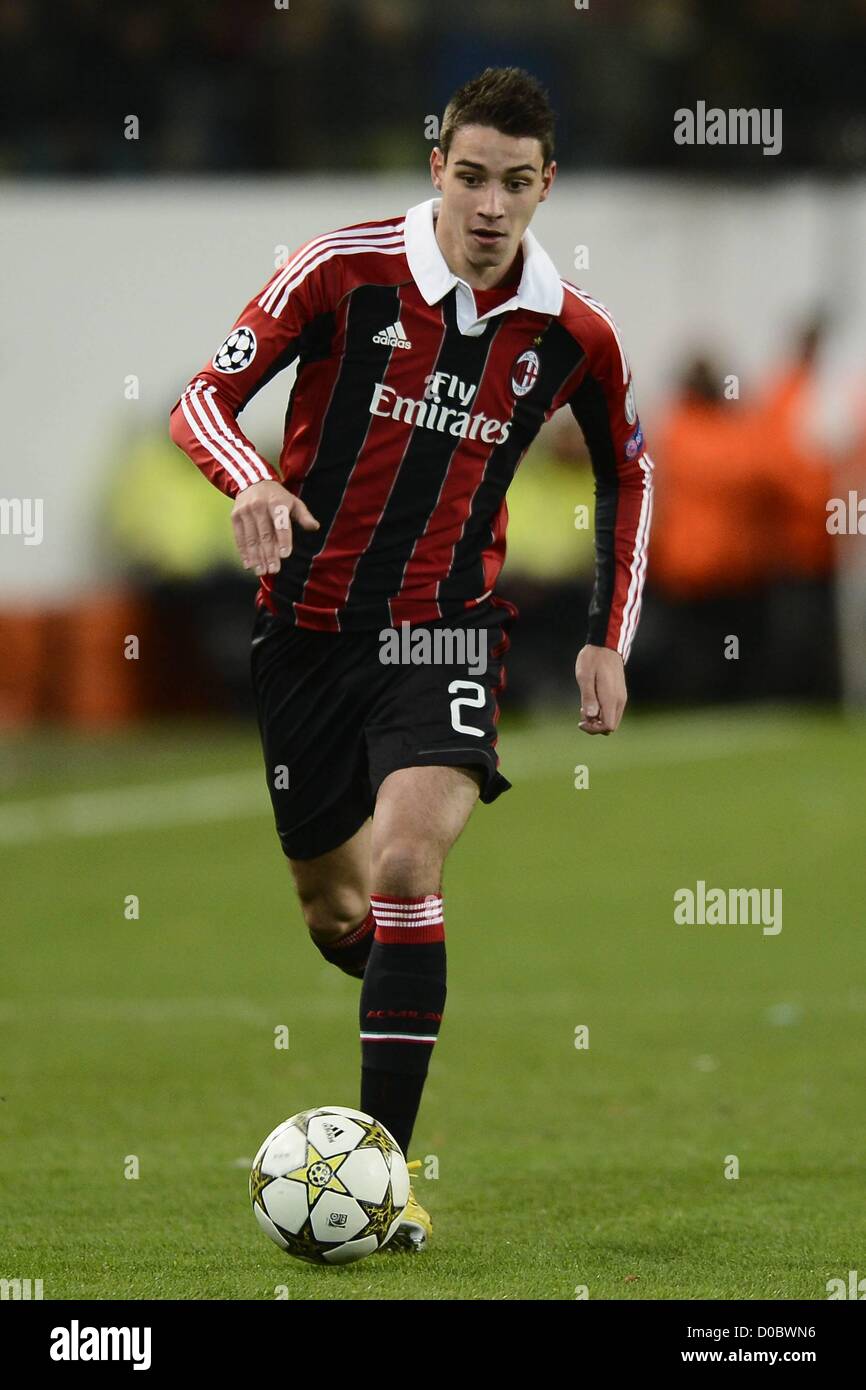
[575, 644, 627, 735]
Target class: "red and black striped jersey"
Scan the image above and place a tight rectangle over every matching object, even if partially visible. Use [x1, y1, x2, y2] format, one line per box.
[169, 197, 654, 659]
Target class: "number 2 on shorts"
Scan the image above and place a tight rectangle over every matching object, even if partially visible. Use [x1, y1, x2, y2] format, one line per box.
[448, 679, 485, 737]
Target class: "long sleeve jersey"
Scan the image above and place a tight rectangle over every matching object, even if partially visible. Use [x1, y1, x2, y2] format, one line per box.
[169, 196, 654, 658]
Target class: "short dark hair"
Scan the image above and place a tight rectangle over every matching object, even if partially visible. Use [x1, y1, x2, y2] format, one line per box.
[440, 67, 555, 168]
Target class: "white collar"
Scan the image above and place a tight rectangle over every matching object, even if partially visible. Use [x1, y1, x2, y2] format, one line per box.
[403, 196, 563, 329]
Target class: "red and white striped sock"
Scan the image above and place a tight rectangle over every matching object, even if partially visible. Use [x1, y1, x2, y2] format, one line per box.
[359, 893, 446, 1155]
[368, 893, 445, 945]
[311, 908, 375, 979]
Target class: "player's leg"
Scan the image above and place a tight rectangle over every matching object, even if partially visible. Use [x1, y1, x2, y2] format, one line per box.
[289, 761, 481, 982]
[289, 818, 372, 939]
[288, 819, 376, 979]
[369, 763, 482, 895]
[356, 606, 516, 1159]
[358, 763, 483, 1157]
[250, 609, 380, 978]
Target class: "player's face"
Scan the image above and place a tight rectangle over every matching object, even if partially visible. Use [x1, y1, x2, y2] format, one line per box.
[430, 125, 556, 284]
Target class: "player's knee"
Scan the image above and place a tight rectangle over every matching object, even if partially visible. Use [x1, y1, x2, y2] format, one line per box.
[370, 838, 441, 898]
[298, 886, 369, 943]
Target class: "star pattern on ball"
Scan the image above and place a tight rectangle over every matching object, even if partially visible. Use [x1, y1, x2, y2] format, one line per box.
[359, 1178, 403, 1244]
[249, 1164, 274, 1214]
[289, 1108, 317, 1138]
[283, 1217, 330, 1264]
[358, 1119, 401, 1159]
[284, 1141, 352, 1208]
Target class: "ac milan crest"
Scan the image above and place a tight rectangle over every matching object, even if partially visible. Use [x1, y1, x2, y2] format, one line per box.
[511, 348, 540, 398]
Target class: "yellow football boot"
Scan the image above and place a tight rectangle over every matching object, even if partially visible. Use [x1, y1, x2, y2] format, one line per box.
[384, 1158, 431, 1252]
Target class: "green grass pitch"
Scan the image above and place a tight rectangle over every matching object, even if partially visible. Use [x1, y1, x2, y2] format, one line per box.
[1, 707, 863, 1300]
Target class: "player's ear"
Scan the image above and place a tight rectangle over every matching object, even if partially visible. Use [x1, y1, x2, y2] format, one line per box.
[538, 159, 557, 203]
[430, 145, 444, 190]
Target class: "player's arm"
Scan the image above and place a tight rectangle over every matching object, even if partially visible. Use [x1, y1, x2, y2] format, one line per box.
[168, 246, 331, 575]
[566, 309, 655, 734]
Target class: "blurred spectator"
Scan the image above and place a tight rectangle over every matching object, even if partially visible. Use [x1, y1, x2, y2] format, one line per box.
[636, 340, 841, 704]
[756, 318, 839, 698]
[636, 356, 780, 703]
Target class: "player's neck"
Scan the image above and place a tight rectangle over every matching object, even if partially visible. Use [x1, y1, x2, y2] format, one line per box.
[433, 211, 522, 292]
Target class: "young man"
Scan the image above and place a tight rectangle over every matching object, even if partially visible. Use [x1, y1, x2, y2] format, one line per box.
[169, 67, 653, 1251]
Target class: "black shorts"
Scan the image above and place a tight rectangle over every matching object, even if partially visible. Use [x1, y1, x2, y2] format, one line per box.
[250, 597, 517, 860]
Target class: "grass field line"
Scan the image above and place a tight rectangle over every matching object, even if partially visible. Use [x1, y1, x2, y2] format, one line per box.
[0, 995, 280, 1024]
[0, 771, 266, 845]
[0, 721, 798, 846]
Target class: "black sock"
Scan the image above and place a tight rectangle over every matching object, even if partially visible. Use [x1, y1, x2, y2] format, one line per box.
[312, 909, 375, 979]
[359, 894, 446, 1156]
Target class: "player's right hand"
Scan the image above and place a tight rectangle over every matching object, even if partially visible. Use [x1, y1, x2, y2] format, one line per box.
[231, 479, 320, 576]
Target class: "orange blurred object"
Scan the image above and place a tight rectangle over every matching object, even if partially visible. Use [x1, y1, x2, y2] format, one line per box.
[757, 360, 834, 579]
[649, 399, 777, 599]
[0, 591, 154, 728]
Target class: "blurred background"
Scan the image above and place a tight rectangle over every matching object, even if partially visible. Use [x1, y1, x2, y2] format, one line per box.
[2, 0, 866, 726]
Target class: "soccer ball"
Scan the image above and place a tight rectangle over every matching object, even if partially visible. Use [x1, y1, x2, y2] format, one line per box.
[249, 1106, 410, 1265]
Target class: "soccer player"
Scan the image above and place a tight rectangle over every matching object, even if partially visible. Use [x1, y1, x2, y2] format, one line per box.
[169, 67, 653, 1251]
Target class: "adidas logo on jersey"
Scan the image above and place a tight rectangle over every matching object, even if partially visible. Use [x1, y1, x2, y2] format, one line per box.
[372, 319, 412, 349]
